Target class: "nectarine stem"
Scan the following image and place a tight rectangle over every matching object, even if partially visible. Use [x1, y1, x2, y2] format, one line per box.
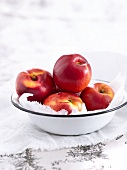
[68, 99, 72, 103]
[76, 61, 81, 65]
[31, 75, 38, 81]
[100, 89, 105, 93]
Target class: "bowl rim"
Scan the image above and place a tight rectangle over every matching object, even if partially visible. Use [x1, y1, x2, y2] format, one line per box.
[11, 82, 127, 118]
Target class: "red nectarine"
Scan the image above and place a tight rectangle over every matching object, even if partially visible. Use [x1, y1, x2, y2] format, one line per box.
[80, 82, 114, 111]
[43, 92, 83, 114]
[16, 68, 56, 103]
[53, 54, 92, 93]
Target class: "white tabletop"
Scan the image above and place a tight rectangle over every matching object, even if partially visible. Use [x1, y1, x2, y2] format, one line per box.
[0, 1, 127, 169]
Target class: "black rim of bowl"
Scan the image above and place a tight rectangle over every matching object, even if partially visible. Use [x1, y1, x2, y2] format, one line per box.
[11, 89, 127, 118]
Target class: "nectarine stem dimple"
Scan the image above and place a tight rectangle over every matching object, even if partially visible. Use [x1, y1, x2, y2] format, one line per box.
[76, 61, 87, 66]
[99, 89, 105, 93]
[68, 99, 72, 103]
[76, 61, 81, 65]
[31, 75, 38, 81]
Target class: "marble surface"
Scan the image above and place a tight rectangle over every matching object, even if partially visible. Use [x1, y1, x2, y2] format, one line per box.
[1, 0, 127, 169]
[1, 134, 127, 170]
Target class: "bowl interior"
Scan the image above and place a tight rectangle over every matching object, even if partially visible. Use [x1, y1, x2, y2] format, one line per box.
[11, 88, 127, 118]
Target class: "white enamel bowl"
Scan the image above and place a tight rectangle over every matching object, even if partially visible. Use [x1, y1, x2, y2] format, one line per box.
[11, 88, 127, 136]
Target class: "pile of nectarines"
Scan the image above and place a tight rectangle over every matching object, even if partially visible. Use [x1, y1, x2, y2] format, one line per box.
[16, 54, 114, 114]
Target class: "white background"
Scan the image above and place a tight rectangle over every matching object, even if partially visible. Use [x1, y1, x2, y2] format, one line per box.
[0, 0, 127, 82]
[0, 1, 127, 102]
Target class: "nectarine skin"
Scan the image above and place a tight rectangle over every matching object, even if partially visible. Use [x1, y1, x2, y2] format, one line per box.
[53, 54, 92, 93]
[80, 83, 114, 111]
[43, 92, 83, 115]
[16, 68, 56, 103]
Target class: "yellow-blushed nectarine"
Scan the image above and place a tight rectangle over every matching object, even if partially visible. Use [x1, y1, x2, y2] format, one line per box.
[16, 68, 56, 103]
